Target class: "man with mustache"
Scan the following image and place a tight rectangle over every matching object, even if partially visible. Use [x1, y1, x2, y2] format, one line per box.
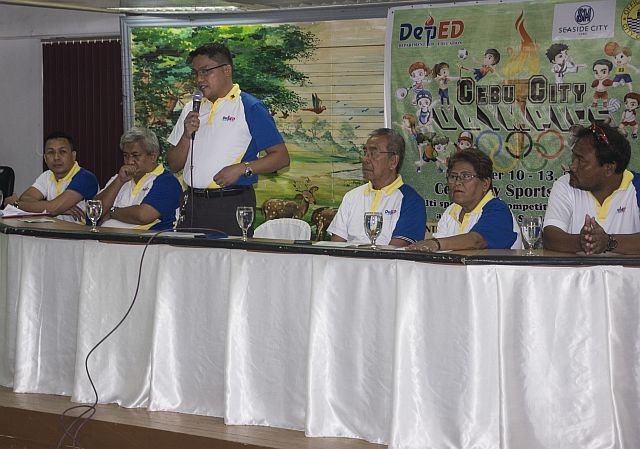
[2, 131, 98, 223]
[327, 128, 426, 247]
[96, 127, 181, 230]
[543, 122, 640, 254]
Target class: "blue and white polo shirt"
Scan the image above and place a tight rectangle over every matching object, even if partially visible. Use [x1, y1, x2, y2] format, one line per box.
[167, 84, 284, 189]
[327, 176, 426, 245]
[435, 191, 522, 249]
[100, 164, 182, 231]
[31, 161, 99, 223]
[544, 171, 640, 234]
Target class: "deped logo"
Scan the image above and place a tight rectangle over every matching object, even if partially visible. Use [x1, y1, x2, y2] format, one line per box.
[398, 16, 464, 47]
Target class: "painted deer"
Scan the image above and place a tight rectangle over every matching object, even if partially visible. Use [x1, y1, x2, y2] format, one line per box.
[262, 178, 319, 221]
[311, 206, 339, 241]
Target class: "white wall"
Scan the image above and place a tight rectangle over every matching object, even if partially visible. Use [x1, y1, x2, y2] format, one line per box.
[0, 4, 120, 195]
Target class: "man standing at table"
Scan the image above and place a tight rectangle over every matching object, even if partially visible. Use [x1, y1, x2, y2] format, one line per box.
[544, 122, 640, 254]
[96, 127, 182, 231]
[2, 131, 98, 223]
[167, 42, 289, 235]
[328, 128, 426, 247]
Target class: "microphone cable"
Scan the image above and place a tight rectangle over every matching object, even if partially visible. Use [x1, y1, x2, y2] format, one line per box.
[56, 226, 227, 449]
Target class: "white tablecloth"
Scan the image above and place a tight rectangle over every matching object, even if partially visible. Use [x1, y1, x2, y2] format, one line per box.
[1, 233, 639, 449]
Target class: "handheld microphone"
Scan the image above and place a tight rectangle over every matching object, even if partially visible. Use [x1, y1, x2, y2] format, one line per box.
[191, 89, 203, 139]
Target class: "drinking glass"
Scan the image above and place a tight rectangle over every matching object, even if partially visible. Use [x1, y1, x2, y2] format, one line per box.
[0, 191, 3, 211]
[86, 199, 102, 232]
[520, 216, 542, 255]
[364, 211, 383, 249]
[236, 206, 254, 241]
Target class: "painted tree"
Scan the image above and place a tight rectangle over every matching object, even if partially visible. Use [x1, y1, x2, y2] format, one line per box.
[131, 25, 317, 154]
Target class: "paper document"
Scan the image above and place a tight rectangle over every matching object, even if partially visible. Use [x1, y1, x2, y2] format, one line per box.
[0, 205, 49, 219]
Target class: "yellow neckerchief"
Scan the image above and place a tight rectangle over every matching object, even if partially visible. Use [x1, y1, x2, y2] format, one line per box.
[449, 190, 494, 233]
[50, 161, 81, 196]
[206, 83, 241, 125]
[132, 164, 164, 196]
[590, 169, 633, 221]
[363, 175, 403, 212]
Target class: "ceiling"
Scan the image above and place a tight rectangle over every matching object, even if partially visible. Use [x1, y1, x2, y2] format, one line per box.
[0, 0, 437, 14]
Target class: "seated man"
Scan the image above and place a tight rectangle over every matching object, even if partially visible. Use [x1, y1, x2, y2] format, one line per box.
[3, 131, 98, 222]
[96, 127, 182, 231]
[544, 122, 640, 254]
[328, 128, 426, 247]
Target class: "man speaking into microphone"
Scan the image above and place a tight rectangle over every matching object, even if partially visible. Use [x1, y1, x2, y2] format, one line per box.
[167, 42, 289, 234]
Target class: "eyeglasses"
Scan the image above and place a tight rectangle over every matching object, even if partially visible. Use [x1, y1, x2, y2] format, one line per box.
[122, 152, 144, 161]
[358, 148, 396, 159]
[192, 63, 228, 78]
[446, 172, 478, 183]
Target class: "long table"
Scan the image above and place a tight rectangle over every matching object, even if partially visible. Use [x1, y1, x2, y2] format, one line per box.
[1, 218, 639, 449]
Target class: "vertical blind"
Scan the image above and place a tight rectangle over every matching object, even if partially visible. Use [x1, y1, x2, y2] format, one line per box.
[42, 40, 123, 187]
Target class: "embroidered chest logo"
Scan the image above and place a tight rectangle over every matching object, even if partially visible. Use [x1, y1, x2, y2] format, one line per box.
[617, 206, 626, 213]
[142, 186, 150, 193]
[384, 209, 398, 215]
[222, 115, 236, 122]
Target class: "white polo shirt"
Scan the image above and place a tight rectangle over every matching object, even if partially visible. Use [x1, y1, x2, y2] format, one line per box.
[544, 171, 640, 234]
[327, 176, 426, 245]
[435, 191, 523, 249]
[167, 84, 284, 189]
[100, 164, 182, 231]
[31, 161, 99, 223]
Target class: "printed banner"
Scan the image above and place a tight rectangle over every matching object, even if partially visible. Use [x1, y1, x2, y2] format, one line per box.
[385, 0, 640, 230]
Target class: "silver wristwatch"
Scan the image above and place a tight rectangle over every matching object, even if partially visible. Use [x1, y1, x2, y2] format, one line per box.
[243, 162, 253, 177]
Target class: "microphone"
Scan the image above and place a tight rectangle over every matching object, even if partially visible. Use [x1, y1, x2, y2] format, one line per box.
[191, 89, 203, 139]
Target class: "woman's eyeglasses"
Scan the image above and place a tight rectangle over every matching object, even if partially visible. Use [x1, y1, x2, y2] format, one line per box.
[446, 172, 478, 183]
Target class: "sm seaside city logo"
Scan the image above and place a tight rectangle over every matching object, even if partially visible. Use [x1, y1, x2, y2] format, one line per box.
[398, 15, 464, 48]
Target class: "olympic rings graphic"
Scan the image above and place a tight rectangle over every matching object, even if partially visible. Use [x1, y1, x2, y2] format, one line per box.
[476, 129, 503, 156]
[535, 130, 565, 160]
[520, 142, 548, 171]
[505, 131, 533, 159]
[474, 128, 566, 163]
[490, 149, 519, 172]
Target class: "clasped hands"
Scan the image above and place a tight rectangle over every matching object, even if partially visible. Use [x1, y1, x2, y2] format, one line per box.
[580, 214, 609, 255]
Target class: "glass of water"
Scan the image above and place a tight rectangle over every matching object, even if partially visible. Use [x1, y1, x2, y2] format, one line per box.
[520, 216, 542, 255]
[86, 199, 102, 232]
[364, 211, 383, 249]
[236, 206, 254, 241]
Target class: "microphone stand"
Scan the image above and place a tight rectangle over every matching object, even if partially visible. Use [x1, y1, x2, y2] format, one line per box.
[190, 133, 195, 229]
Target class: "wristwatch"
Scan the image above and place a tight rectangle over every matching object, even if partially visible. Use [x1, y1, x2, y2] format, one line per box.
[606, 233, 618, 252]
[109, 206, 118, 219]
[243, 162, 253, 178]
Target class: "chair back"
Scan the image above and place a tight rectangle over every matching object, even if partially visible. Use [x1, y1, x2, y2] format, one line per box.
[0, 166, 15, 198]
[254, 218, 311, 240]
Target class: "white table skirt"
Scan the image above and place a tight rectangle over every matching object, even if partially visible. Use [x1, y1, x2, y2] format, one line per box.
[1, 233, 639, 449]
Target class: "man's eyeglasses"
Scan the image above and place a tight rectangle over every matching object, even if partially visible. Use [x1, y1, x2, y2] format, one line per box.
[192, 63, 228, 78]
[358, 148, 396, 159]
[446, 172, 478, 183]
[122, 152, 144, 161]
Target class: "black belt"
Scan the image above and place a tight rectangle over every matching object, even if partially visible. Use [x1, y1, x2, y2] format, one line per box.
[189, 185, 252, 198]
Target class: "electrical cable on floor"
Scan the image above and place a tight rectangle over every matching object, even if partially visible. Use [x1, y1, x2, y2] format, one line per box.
[55, 226, 230, 449]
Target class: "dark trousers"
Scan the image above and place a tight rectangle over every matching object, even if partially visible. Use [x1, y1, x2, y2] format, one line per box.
[177, 186, 256, 237]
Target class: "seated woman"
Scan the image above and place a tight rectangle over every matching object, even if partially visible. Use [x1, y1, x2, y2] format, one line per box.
[408, 148, 522, 252]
